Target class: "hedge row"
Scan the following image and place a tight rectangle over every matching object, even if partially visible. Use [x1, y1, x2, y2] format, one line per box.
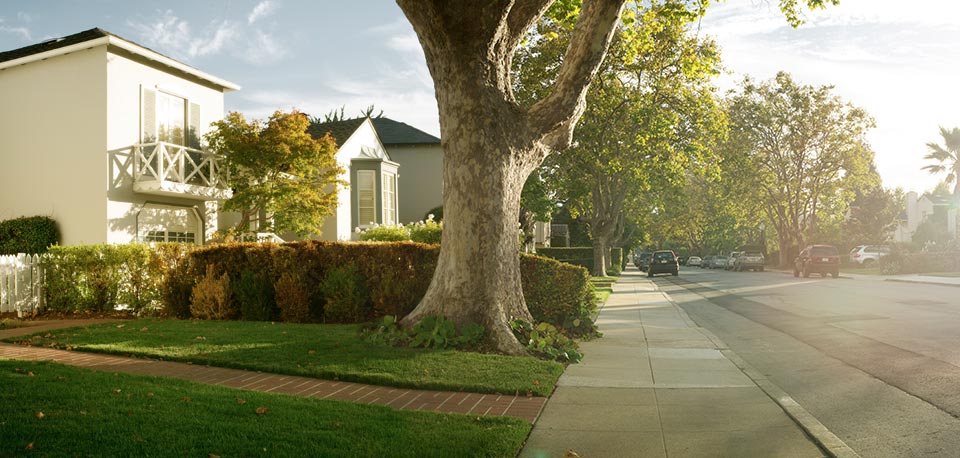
[40, 242, 598, 337]
[882, 251, 960, 275]
[0, 216, 60, 255]
[537, 246, 622, 275]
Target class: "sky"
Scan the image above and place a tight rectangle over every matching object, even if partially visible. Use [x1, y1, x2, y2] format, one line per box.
[0, 0, 956, 194]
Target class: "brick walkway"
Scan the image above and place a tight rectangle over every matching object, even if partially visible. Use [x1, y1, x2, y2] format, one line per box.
[0, 320, 546, 422]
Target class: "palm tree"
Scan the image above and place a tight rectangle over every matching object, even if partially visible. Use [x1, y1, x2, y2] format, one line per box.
[922, 126, 960, 195]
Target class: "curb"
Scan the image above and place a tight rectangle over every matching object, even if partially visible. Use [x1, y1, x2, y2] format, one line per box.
[661, 283, 861, 458]
[884, 278, 960, 288]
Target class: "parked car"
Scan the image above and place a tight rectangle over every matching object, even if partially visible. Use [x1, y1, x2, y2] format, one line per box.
[725, 252, 741, 270]
[848, 245, 890, 267]
[710, 255, 728, 269]
[700, 256, 713, 268]
[794, 245, 840, 278]
[648, 250, 679, 277]
[677, 256, 688, 266]
[636, 252, 653, 271]
[735, 251, 765, 272]
[687, 256, 702, 267]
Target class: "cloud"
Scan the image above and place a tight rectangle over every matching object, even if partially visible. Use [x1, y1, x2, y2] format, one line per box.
[248, 1, 277, 25]
[0, 17, 32, 41]
[189, 20, 238, 57]
[239, 30, 286, 64]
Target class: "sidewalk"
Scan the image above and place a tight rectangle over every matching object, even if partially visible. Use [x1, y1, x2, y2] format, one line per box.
[520, 270, 828, 458]
[0, 321, 545, 422]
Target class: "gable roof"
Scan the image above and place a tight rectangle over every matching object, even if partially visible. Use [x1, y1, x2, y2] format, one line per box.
[371, 118, 440, 145]
[0, 28, 239, 91]
[307, 118, 368, 148]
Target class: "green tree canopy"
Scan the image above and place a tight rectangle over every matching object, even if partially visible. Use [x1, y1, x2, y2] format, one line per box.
[206, 110, 346, 237]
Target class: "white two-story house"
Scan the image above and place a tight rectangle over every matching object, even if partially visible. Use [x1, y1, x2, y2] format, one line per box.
[0, 28, 238, 246]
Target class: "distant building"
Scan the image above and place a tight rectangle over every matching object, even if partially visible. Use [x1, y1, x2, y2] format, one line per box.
[894, 191, 957, 242]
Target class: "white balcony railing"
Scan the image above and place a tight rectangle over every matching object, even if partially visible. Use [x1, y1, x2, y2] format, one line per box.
[132, 142, 232, 200]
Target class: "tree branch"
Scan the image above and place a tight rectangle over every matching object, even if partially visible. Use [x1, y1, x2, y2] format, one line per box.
[528, 0, 626, 148]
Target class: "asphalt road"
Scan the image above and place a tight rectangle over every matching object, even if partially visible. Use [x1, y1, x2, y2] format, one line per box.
[650, 265, 960, 458]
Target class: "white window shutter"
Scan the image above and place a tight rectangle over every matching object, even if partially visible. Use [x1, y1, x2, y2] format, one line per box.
[141, 86, 156, 143]
[358, 170, 376, 225]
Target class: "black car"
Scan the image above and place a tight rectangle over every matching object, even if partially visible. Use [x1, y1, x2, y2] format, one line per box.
[648, 250, 679, 277]
[794, 245, 840, 278]
[636, 252, 653, 271]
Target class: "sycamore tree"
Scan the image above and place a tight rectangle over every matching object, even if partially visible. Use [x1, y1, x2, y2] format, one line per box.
[726, 72, 877, 266]
[396, 0, 839, 354]
[206, 110, 345, 237]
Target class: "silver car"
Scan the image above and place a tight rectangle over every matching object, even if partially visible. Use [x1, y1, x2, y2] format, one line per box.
[849, 245, 890, 267]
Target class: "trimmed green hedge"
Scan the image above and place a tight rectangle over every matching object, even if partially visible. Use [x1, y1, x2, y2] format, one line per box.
[0, 216, 60, 254]
[162, 241, 597, 336]
[42, 244, 189, 313]
[538, 246, 623, 276]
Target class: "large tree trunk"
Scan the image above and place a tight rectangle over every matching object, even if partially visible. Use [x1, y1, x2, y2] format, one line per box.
[777, 233, 792, 268]
[397, 0, 625, 355]
[592, 236, 608, 277]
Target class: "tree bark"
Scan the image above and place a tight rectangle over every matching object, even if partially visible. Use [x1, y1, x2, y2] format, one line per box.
[592, 236, 608, 277]
[396, 0, 627, 355]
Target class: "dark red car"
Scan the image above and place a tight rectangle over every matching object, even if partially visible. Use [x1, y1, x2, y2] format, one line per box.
[793, 245, 840, 278]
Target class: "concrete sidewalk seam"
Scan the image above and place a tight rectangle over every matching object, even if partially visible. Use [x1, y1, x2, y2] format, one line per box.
[667, 288, 860, 458]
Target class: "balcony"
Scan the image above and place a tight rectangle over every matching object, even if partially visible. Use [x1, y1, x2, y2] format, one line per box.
[132, 142, 232, 200]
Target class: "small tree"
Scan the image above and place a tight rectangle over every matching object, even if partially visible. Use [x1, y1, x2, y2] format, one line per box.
[207, 110, 346, 237]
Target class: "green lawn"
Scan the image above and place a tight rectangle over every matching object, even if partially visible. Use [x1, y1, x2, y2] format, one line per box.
[6, 319, 562, 397]
[0, 360, 529, 458]
[594, 287, 613, 306]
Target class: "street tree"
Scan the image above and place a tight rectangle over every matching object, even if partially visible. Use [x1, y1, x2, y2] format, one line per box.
[842, 186, 903, 245]
[922, 126, 960, 196]
[396, 0, 840, 354]
[206, 110, 345, 237]
[727, 72, 877, 266]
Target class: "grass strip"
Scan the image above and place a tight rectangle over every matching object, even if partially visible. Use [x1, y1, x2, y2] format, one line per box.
[6, 319, 562, 397]
[0, 360, 529, 458]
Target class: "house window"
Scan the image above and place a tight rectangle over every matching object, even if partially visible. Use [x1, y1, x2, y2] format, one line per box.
[157, 92, 186, 145]
[144, 230, 196, 244]
[357, 170, 376, 226]
[382, 172, 397, 225]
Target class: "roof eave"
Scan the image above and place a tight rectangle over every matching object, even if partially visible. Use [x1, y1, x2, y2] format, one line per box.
[0, 35, 241, 92]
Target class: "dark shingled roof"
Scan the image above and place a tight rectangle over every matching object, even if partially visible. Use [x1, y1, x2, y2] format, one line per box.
[371, 118, 440, 145]
[0, 28, 111, 64]
[307, 118, 367, 148]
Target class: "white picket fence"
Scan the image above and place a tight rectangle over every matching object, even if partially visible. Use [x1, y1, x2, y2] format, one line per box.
[0, 254, 44, 316]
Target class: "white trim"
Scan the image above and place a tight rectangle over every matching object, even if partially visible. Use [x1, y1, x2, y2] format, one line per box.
[0, 35, 240, 91]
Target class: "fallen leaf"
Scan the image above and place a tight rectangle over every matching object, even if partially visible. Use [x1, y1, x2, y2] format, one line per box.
[533, 380, 540, 386]
[526, 391, 533, 397]
[183, 397, 191, 403]
[140, 327, 148, 332]
[65, 346, 73, 351]
[79, 410, 87, 416]
[236, 398, 247, 405]
[35, 411, 45, 419]
[255, 407, 268, 415]
[112, 389, 122, 394]
[25, 443, 33, 450]
[56, 376, 66, 381]
[134, 434, 144, 443]
[14, 368, 23, 373]
[423, 369, 430, 375]
[116, 324, 126, 328]
[146, 393, 154, 399]
[126, 394, 133, 399]
[27, 371, 34, 377]
[208, 454, 221, 458]
[564, 450, 581, 458]
[195, 336, 206, 340]
[307, 350, 316, 355]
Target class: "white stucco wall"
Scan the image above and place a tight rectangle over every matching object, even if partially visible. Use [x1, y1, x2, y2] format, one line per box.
[0, 47, 108, 246]
[386, 144, 443, 224]
[105, 47, 227, 244]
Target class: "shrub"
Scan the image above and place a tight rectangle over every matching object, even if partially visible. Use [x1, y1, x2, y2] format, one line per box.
[275, 272, 311, 323]
[409, 218, 442, 244]
[190, 264, 234, 320]
[320, 265, 369, 323]
[536, 247, 594, 272]
[511, 320, 583, 363]
[359, 224, 410, 242]
[521, 254, 597, 337]
[410, 315, 457, 348]
[43, 244, 163, 313]
[609, 248, 623, 276]
[423, 206, 443, 223]
[0, 216, 60, 255]
[235, 270, 276, 321]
